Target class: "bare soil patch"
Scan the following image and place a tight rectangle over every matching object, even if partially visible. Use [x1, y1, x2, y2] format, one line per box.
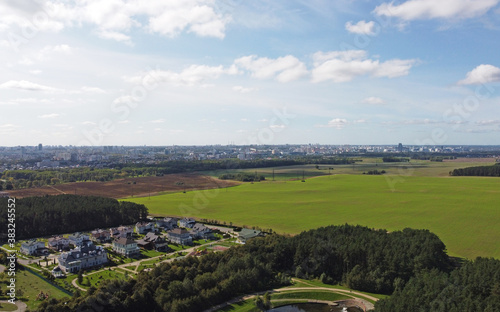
[6, 174, 239, 199]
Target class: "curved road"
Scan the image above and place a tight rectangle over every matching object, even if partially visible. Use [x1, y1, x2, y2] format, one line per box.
[0, 300, 27, 312]
[203, 279, 378, 312]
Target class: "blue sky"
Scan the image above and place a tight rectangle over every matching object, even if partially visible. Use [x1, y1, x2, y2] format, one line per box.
[1, 0, 500, 146]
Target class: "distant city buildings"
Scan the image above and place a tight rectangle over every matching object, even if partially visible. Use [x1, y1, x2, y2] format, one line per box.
[0, 144, 499, 174]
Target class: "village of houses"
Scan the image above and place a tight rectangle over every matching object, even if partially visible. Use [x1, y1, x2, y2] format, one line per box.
[15, 217, 264, 284]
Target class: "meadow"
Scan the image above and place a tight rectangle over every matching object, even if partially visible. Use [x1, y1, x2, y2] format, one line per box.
[124, 161, 500, 260]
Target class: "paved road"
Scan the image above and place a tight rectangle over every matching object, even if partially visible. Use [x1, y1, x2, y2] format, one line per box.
[0, 300, 27, 312]
[203, 279, 378, 312]
[72, 239, 229, 291]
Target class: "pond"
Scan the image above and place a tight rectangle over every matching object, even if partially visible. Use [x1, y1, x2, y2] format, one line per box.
[269, 303, 363, 312]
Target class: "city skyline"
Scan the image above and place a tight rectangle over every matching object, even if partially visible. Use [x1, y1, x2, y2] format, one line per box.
[1, 0, 500, 147]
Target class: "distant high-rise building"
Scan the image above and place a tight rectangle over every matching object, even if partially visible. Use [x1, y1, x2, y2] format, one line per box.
[38, 143, 43, 151]
[397, 143, 403, 152]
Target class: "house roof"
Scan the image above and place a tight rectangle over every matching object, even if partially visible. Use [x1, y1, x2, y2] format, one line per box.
[114, 237, 136, 245]
[169, 228, 189, 235]
[238, 228, 262, 240]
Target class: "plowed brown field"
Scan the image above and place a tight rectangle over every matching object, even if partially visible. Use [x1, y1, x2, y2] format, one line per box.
[6, 174, 239, 199]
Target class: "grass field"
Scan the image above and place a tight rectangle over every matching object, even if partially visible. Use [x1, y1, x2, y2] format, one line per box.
[124, 173, 500, 260]
[12, 269, 70, 310]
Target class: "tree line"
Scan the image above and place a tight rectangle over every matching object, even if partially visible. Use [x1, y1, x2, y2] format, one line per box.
[1, 158, 357, 190]
[218, 173, 266, 182]
[0, 195, 148, 240]
[450, 164, 500, 177]
[37, 224, 451, 312]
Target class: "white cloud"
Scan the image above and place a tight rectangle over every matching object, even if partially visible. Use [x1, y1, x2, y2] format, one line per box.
[150, 119, 165, 123]
[311, 50, 417, 83]
[146, 2, 228, 39]
[81, 121, 96, 125]
[232, 86, 256, 93]
[475, 120, 500, 125]
[38, 113, 60, 119]
[458, 64, 500, 85]
[320, 118, 349, 129]
[97, 30, 133, 45]
[0, 80, 58, 92]
[81, 86, 106, 94]
[362, 97, 385, 104]
[345, 20, 376, 35]
[374, 0, 500, 21]
[29, 70, 42, 75]
[0, 1, 229, 44]
[234, 55, 308, 82]
[126, 64, 235, 87]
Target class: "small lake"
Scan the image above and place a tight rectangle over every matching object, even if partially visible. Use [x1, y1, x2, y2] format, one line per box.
[269, 303, 363, 312]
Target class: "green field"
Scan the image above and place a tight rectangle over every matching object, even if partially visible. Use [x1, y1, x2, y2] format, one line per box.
[7, 269, 70, 310]
[124, 173, 500, 260]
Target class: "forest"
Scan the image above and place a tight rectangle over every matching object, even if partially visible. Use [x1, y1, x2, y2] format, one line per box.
[37, 224, 451, 312]
[0, 195, 148, 239]
[450, 164, 500, 177]
[375, 257, 500, 311]
[0, 158, 356, 190]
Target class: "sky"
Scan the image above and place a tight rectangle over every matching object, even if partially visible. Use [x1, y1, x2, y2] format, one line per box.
[1, 0, 500, 147]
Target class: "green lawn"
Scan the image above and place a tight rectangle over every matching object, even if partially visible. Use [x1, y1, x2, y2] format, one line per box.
[290, 278, 388, 301]
[79, 270, 127, 289]
[0, 302, 17, 311]
[272, 291, 350, 301]
[124, 174, 500, 259]
[8, 269, 70, 310]
[217, 300, 258, 312]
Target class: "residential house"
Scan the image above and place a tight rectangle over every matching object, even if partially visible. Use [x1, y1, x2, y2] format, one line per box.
[48, 236, 70, 251]
[90, 229, 111, 243]
[68, 233, 90, 247]
[167, 228, 192, 245]
[57, 242, 107, 274]
[136, 232, 169, 252]
[237, 228, 263, 244]
[110, 226, 133, 238]
[135, 222, 155, 234]
[179, 217, 196, 228]
[112, 237, 140, 258]
[155, 217, 178, 230]
[191, 223, 214, 240]
[20, 240, 46, 256]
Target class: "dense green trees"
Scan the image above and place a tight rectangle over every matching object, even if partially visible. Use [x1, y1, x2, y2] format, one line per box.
[0, 195, 148, 239]
[375, 257, 500, 311]
[451, 164, 500, 177]
[218, 173, 265, 182]
[37, 224, 451, 312]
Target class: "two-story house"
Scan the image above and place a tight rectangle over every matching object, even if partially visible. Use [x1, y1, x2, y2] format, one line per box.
[167, 228, 192, 245]
[20, 240, 46, 256]
[112, 237, 140, 258]
[68, 233, 90, 247]
[90, 229, 111, 243]
[135, 222, 155, 235]
[191, 223, 214, 240]
[48, 236, 70, 251]
[179, 217, 196, 228]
